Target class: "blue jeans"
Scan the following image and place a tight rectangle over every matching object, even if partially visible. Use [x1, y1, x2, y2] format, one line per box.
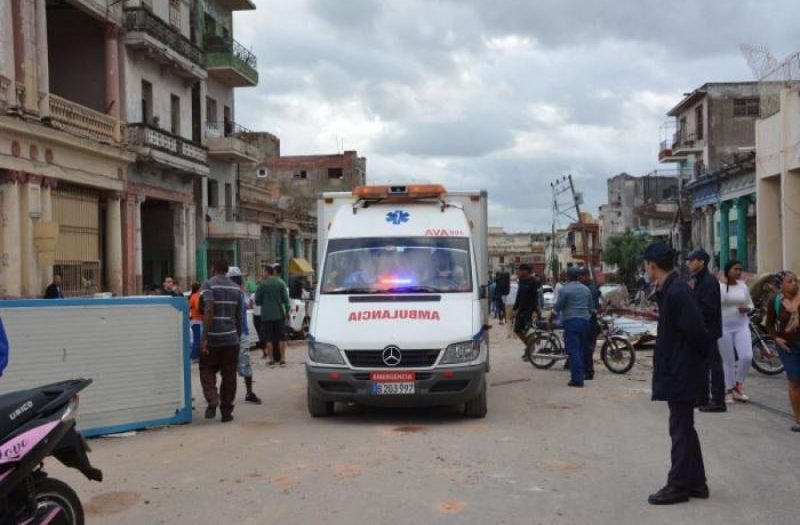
[190, 322, 202, 361]
[563, 318, 589, 383]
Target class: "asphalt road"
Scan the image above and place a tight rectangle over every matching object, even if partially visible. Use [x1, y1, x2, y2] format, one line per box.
[51, 322, 799, 525]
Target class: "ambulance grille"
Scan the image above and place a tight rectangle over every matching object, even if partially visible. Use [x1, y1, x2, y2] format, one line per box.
[345, 349, 440, 368]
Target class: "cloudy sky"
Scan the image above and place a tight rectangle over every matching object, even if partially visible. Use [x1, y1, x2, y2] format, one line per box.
[234, 0, 799, 232]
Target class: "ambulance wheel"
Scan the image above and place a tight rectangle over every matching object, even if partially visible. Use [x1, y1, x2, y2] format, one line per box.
[463, 381, 487, 418]
[307, 387, 334, 417]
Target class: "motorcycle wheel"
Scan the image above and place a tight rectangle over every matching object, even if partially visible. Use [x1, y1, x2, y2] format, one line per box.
[751, 338, 785, 376]
[601, 336, 635, 374]
[34, 477, 85, 525]
[527, 334, 560, 369]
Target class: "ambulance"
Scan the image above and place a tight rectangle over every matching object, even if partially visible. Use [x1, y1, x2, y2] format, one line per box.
[306, 184, 490, 418]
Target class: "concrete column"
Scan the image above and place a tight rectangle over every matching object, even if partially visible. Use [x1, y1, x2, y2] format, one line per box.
[784, 169, 800, 272]
[172, 203, 188, 290]
[186, 204, 196, 285]
[39, 180, 52, 288]
[103, 24, 120, 119]
[719, 201, 731, 270]
[135, 197, 144, 293]
[0, 0, 16, 106]
[19, 176, 41, 297]
[281, 230, 290, 280]
[105, 194, 123, 296]
[704, 205, 716, 271]
[757, 176, 782, 273]
[735, 196, 749, 271]
[1, 177, 21, 296]
[34, 0, 48, 117]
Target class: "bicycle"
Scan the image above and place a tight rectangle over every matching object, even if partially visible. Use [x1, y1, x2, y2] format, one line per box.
[523, 314, 636, 374]
[749, 310, 784, 376]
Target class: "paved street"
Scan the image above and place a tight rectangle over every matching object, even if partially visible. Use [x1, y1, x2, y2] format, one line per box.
[52, 322, 799, 525]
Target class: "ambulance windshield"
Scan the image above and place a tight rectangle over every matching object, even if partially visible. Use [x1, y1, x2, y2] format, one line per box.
[321, 237, 472, 294]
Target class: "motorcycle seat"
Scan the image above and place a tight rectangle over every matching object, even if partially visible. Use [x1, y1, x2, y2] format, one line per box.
[0, 390, 49, 439]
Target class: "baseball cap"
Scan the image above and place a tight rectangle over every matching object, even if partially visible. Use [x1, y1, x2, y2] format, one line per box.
[227, 266, 243, 278]
[642, 241, 676, 266]
[685, 248, 710, 263]
[567, 266, 583, 280]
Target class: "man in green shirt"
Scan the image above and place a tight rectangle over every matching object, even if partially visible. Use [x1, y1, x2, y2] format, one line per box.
[255, 265, 290, 367]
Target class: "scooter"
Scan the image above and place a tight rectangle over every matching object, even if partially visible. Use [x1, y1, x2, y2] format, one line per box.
[0, 379, 102, 525]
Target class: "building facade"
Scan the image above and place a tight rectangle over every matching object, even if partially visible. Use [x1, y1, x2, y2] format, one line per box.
[488, 227, 548, 276]
[658, 82, 760, 259]
[0, 0, 134, 298]
[755, 86, 800, 273]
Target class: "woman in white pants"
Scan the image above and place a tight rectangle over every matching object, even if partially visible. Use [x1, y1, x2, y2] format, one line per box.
[718, 260, 754, 403]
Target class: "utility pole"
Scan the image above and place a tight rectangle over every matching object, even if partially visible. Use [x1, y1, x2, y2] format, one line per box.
[567, 175, 593, 280]
[550, 175, 595, 281]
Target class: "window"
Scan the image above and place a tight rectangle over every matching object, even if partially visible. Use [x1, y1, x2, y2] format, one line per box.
[206, 97, 217, 125]
[141, 80, 153, 124]
[678, 116, 687, 142]
[170, 94, 180, 136]
[169, 0, 181, 28]
[695, 105, 704, 141]
[328, 168, 344, 180]
[208, 180, 219, 208]
[293, 170, 307, 179]
[733, 98, 760, 117]
[499, 256, 505, 264]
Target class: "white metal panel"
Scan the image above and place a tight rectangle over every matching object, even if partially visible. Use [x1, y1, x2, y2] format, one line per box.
[0, 302, 187, 434]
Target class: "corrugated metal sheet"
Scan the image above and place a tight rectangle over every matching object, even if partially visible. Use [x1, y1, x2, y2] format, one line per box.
[0, 297, 191, 436]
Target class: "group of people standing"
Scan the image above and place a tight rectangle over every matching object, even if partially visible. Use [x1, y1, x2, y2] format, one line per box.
[188, 260, 291, 423]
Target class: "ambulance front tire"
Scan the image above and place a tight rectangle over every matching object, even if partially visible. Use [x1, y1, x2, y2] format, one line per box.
[308, 387, 335, 417]
[463, 380, 487, 418]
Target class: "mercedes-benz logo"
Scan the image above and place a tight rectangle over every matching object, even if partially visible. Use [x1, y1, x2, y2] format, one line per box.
[382, 346, 402, 367]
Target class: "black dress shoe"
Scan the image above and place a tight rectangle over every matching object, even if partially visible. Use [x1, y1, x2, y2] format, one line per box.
[205, 406, 217, 419]
[221, 413, 234, 423]
[698, 404, 727, 413]
[648, 485, 690, 505]
[585, 373, 595, 380]
[567, 380, 584, 388]
[690, 484, 709, 499]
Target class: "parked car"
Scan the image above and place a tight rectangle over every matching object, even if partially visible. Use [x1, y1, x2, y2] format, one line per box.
[541, 285, 554, 309]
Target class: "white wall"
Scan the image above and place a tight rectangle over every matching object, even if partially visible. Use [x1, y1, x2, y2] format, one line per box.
[205, 76, 234, 125]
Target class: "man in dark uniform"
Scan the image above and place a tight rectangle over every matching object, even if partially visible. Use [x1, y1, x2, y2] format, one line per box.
[686, 249, 725, 413]
[643, 242, 710, 505]
[512, 264, 540, 356]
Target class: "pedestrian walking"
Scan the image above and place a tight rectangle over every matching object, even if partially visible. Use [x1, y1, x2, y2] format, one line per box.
[162, 276, 181, 297]
[642, 242, 710, 505]
[504, 276, 519, 338]
[495, 270, 510, 325]
[188, 282, 203, 362]
[273, 264, 291, 365]
[718, 260, 754, 404]
[551, 266, 592, 387]
[766, 271, 800, 432]
[43, 273, 64, 299]
[252, 266, 270, 358]
[512, 264, 540, 352]
[200, 259, 243, 423]
[685, 249, 725, 413]
[255, 265, 290, 367]
[578, 268, 601, 380]
[227, 267, 262, 405]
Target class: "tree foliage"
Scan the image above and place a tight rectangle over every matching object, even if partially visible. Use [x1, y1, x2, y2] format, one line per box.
[603, 231, 651, 288]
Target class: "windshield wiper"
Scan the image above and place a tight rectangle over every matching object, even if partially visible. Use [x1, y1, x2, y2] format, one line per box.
[325, 287, 379, 294]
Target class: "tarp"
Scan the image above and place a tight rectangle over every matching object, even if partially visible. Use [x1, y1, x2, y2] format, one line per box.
[289, 257, 314, 275]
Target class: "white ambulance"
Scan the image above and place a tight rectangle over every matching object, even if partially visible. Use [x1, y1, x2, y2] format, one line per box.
[306, 184, 490, 418]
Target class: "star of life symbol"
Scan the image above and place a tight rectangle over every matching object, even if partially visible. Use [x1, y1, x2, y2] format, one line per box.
[386, 210, 410, 225]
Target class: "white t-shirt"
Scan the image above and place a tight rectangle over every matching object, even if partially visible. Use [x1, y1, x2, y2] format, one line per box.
[719, 281, 753, 332]
[505, 281, 519, 306]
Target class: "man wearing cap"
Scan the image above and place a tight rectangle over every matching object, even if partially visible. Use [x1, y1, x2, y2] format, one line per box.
[642, 242, 710, 505]
[686, 249, 725, 413]
[227, 266, 262, 405]
[552, 266, 593, 387]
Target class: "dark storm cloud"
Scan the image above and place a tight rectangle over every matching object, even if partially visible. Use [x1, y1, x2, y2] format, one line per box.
[236, 0, 800, 231]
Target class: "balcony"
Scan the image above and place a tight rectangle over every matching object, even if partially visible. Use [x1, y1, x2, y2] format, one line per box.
[126, 123, 209, 175]
[215, 0, 256, 10]
[48, 94, 123, 144]
[206, 121, 260, 163]
[124, 8, 206, 80]
[207, 209, 261, 240]
[205, 36, 258, 87]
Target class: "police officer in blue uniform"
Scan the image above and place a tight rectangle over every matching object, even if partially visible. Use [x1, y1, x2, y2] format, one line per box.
[643, 242, 710, 505]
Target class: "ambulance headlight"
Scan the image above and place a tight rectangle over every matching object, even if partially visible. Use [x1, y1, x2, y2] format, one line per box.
[441, 340, 481, 364]
[308, 341, 345, 365]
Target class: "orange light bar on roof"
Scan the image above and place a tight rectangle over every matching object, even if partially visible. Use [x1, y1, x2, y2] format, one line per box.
[354, 184, 446, 200]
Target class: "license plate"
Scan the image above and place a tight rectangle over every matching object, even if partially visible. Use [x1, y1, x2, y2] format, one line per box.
[370, 371, 416, 395]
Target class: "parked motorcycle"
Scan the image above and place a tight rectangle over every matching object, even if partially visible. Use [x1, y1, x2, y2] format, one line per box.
[749, 310, 785, 376]
[0, 379, 101, 525]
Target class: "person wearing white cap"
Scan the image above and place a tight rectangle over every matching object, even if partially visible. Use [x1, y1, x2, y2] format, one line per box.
[228, 266, 262, 405]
